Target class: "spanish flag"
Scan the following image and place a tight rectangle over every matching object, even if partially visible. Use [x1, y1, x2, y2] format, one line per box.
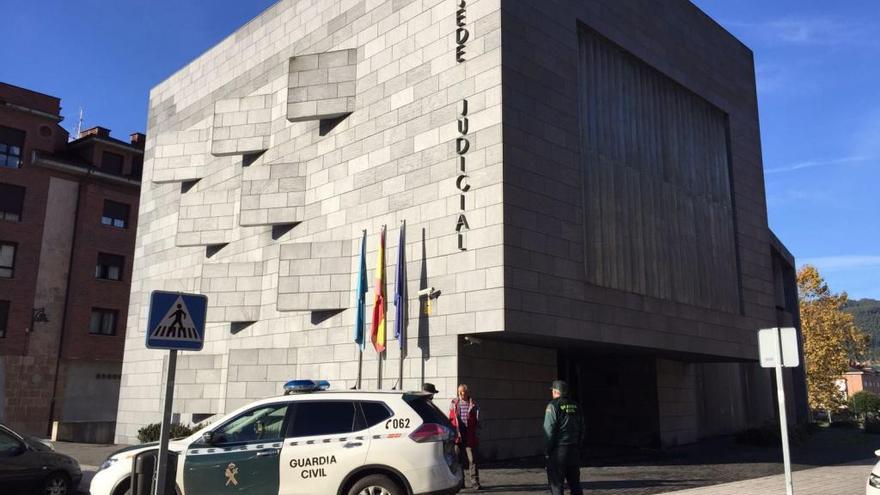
[371, 226, 387, 353]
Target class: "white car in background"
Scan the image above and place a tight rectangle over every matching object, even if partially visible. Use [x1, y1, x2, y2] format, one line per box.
[868, 449, 880, 494]
[90, 380, 461, 495]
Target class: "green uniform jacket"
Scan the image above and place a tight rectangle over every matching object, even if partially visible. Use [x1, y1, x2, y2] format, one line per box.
[543, 397, 585, 461]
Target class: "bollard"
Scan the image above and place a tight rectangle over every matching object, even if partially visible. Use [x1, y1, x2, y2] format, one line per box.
[131, 450, 178, 495]
[132, 451, 156, 495]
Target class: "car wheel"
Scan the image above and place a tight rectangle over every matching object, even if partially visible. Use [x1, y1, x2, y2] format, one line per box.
[43, 472, 71, 495]
[347, 474, 401, 495]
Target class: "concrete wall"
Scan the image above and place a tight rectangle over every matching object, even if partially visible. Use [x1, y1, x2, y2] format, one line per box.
[458, 338, 556, 459]
[117, 0, 503, 444]
[657, 359, 697, 446]
[59, 360, 122, 422]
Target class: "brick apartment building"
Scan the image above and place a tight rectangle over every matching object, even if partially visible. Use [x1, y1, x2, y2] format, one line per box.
[0, 82, 142, 441]
[840, 365, 880, 399]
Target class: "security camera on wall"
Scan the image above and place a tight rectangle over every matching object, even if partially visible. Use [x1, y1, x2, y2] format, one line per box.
[417, 287, 440, 299]
[463, 336, 482, 346]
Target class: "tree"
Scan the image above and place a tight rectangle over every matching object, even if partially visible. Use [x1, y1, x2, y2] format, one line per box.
[849, 391, 880, 421]
[797, 265, 869, 421]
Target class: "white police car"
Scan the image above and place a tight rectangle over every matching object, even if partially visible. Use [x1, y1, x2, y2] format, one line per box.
[91, 380, 462, 495]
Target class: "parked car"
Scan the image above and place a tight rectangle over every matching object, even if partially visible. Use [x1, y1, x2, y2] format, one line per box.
[91, 379, 461, 495]
[0, 423, 82, 495]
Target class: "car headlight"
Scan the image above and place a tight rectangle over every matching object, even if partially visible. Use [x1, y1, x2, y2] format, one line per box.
[869, 473, 880, 488]
[99, 457, 119, 472]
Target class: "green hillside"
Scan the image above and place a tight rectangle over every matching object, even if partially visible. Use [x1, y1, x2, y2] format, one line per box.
[843, 298, 880, 360]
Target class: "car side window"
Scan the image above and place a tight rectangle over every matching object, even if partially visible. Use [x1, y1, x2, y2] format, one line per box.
[287, 401, 359, 438]
[0, 430, 23, 456]
[360, 401, 393, 427]
[212, 403, 289, 445]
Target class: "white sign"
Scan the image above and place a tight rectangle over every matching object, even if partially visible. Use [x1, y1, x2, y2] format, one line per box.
[758, 327, 799, 368]
[757, 326, 799, 495]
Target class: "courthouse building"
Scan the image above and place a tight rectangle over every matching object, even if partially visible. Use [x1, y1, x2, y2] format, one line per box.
[116, 0, 804, 457]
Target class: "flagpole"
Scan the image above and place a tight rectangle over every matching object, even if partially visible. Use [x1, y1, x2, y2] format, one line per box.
[356, 347, 363, 389]
[373, 225, 387, 390]
[355, 229, 367, 390]
[397, 220, 406, 390]
[378, 350, 383, 390]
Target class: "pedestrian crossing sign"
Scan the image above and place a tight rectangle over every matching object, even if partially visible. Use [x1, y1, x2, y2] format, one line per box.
[146, 291, 208, 351]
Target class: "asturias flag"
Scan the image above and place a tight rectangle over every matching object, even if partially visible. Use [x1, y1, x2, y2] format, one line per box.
[371, 226, 387, 353]
[394, 221, 406, 349]
[354, 230, 367, 350]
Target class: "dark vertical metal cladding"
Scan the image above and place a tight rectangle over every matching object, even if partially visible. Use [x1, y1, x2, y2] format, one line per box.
[577, 26, 740, 313]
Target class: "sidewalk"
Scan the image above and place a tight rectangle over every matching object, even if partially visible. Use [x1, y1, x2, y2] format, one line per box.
[476, 426, 880, 494]
[476, 458, 875, 494]
[657, 458, 874, 495]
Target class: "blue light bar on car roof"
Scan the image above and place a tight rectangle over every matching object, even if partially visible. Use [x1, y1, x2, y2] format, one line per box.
[283, 379, 330, 394]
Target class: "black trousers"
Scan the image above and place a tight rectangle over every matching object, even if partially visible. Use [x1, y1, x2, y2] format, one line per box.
[546, 447, 582, 495]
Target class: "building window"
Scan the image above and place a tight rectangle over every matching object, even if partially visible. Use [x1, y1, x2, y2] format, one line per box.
[102, 151, 125, 175]
[0, 126, 25, 169]
[131, 156, 143, 180]
[0, 184, 25, 221]
[0, 242, 15, 278]
[89, 308, 117, 336]
[95, 253, 124, 281]
[0, 300, 8, 338]
[101, 200, 130, 228]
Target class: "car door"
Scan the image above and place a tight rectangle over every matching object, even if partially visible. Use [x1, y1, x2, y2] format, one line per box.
[183, 402, 290, 495]
[279, 400, 370, 495]
[0, 427, 42, 490]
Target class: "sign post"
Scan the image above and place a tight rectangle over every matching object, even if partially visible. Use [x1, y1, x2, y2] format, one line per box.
[758, 327, 800, 495]
[146, 291, 208, 495]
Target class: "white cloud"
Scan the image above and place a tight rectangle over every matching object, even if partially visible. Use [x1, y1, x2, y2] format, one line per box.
[800, 255, 880, 272]
[765, 156, 875, 174]
[726, 17, 878, 48]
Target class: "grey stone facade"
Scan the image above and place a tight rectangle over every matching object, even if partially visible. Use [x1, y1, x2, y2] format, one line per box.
[117, 0, 802, 458]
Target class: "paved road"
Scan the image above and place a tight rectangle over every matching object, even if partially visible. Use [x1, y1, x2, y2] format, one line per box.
[475, 458, 875, 494]
[54, 426, 879, 494]
[53, 442, 122, 494]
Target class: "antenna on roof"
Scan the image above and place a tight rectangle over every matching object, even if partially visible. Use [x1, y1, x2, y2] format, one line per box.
[71, 107, 84, 141]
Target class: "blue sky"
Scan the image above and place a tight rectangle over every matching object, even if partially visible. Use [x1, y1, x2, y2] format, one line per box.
[1, 0, 877, 299]
[693, 0, 880, 300]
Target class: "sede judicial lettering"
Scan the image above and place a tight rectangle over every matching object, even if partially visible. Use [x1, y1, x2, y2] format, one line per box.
[454, 0, 471, 250]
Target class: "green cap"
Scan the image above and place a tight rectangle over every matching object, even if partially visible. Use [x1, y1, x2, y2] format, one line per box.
[551, 380, 568, 395]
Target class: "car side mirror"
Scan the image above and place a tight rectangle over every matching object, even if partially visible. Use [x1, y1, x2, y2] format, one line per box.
[2, 443, 26, 457]
[202, 431, 215, 445]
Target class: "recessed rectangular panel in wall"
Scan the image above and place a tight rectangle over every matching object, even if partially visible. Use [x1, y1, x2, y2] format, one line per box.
[577, 26, 741, 313]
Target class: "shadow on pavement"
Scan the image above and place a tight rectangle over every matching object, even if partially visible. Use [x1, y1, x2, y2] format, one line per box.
[465, 484, 548, 493]
[484, 426, 879, 470]
[582, 479, 707, 489]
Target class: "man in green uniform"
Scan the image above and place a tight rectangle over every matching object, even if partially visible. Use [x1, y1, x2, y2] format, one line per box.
[543, 380, 584, 495]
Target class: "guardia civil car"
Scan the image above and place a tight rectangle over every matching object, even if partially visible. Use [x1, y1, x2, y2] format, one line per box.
[90, 381, 462, 495]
